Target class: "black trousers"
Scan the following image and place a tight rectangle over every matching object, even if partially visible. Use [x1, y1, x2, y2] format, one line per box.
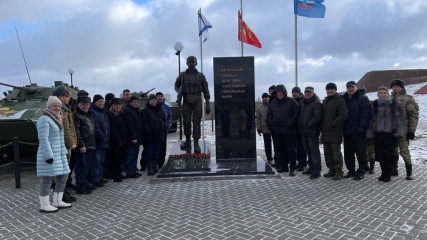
[274, 132, 297, 171]
[263, 134, 273, 160]
[158, 135, 167, 168]
[374, 132, 397, 178]
[344, 134, 366, 175]
[110, 145, 127, 180]
[296, 132, 307, 168]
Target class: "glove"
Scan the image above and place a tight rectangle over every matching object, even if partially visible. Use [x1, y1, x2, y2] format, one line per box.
[46, 158, 53, 164]
[257, 130, 262, 136]
[406, 132, 415, 140]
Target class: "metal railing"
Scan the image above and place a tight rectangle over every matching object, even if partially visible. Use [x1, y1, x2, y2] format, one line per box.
[0, 137, 38, 188]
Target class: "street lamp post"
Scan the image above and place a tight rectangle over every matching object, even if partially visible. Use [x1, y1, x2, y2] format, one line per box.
[67, 68, 75, 87]
[174, 42, 184, 141]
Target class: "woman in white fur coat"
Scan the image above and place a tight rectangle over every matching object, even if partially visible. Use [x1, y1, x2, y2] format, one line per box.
[36, 96, 71, 213]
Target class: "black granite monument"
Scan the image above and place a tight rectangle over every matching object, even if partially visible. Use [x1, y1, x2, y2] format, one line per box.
[213, 57, 256, 163]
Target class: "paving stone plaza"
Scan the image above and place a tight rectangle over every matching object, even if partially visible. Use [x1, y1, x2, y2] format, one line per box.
[1, 148, 426, 240]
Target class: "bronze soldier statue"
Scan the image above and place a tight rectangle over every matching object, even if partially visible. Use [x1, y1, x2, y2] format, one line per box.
[175, 56, 210, 153]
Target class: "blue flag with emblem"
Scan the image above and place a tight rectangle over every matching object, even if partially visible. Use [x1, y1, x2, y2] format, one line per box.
[294, 0, 326, 18]
[198, 11, 212, 43]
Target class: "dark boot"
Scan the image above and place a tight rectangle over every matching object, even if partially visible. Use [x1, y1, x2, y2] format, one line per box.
[180, 137, 191, 149]
[62, 190, 76, 203]
[147, 163, 154, 176]
[378, 161, 385, 181]
[152, 162, 159, 174]
[369, 161, 375, 174]
[194, 139, 201, 153]
[405, 164, 413, 180]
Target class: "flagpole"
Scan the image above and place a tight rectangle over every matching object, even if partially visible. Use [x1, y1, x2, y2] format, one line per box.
[294, 14, 298, 87]
[199, 8, 205, 142]
[240, 0, 243, 57]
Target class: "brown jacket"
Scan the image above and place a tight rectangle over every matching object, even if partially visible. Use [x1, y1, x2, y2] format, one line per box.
[61, 105, 77, 149]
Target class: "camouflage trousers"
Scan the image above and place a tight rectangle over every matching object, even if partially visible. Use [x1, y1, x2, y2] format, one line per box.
[394, 138, 411, 165]
[182, 99, 203, 139]
[366, 138, 375, 163]
[323, 143, 343, 176]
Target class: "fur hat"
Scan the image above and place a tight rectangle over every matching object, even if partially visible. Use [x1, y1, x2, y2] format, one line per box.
[93, 94, 104, 103]
[262, 93, 270, 98]
[77, 96, 91, 103]
[390, 79, 405, 89]
[129, 96, 139, 102]
[148, 94, 157, 100]
[47, 96, 62, 108]
[77, 89, 89, 97]
[111, 98, 121, 105]
[52, 85, 67, 97]
[325, 82, 337, 90]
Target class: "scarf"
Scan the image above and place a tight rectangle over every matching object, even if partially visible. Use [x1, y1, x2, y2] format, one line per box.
[42, 108, 64, 130]
[110, 107, 121, 116]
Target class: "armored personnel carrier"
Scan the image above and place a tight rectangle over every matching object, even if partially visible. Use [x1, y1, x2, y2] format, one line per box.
[0, 81, 78, 163]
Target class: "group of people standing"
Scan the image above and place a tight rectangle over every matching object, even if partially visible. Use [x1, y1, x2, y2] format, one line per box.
[36, 87, 171, 213]
[257, 79, 419, 182]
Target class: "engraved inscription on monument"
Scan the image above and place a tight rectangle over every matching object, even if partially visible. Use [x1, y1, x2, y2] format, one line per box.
[214, 57, 256, 162]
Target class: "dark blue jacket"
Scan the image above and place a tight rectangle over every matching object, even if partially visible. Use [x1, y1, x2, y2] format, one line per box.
[266, 96, 299, 134]
[343, 90, 371, 136]
[90, 104, 110, 149]
[124, 104, 143, 144]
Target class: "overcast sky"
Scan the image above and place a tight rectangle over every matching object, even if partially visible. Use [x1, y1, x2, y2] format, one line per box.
[1, 0, 427, 100]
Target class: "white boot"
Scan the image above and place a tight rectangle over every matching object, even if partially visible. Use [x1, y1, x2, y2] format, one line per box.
[52, 192, 72, 209]
[39, 195, 58, 213]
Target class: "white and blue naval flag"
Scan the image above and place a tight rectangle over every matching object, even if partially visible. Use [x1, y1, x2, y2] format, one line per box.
[198, 11, 212, 43]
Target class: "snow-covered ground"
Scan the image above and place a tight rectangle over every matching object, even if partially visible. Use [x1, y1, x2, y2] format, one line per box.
[167, 82, 427, 166]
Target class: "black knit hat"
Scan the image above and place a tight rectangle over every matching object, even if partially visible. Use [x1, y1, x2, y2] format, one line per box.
[262, 93, 270, 98]
[292, 87, 301, 93]
[325, 82, 337, 90]
[92, 94, 104, 103]
[149, 94, 157, 100]
[105, 93, 115, 103]
[390, 79, 405, 89]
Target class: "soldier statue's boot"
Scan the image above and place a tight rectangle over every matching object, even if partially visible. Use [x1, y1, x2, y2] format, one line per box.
[180, 137, 191, 149]
[369, 161, 375, 174]
[194, 139, 201, 153]
[405, 164, 413, 180]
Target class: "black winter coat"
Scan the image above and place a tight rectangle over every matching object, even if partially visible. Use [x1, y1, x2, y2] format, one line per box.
[321, 93, 348, 143]
[343, 90, 371, 136]
[141, 102, 167, 144]
[298, 94, 322, 137]
[90, 104, 110, 149]
[73, 107, 96, 149]
[124, 104, 143, 144]
[266, 96, 299, 134]
[108, 111, 128, 147]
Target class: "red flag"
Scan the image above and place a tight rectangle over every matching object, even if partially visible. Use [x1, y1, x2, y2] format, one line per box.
[238, 11, 262, 48]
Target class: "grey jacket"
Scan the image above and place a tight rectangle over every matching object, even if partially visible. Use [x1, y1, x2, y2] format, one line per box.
[256, 102, 271, 134]
[367, 99, 405, 138]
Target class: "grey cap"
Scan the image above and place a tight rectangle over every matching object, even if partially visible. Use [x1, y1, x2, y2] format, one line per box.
[304, 86, 314, 93]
